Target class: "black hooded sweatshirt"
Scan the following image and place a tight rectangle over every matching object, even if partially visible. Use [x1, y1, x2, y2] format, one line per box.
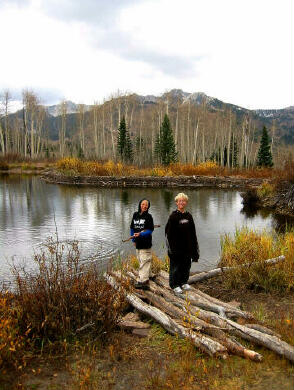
[130, 199, 154, 250]
[165, 210, 199, 260]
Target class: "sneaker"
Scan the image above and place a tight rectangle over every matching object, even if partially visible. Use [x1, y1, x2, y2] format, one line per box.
[173, 286, 183, 294]
[182, 284, 191, 291]
[134, 281, 150, 290]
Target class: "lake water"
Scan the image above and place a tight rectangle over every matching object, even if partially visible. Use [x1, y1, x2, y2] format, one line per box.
[0, 174, 292, 280]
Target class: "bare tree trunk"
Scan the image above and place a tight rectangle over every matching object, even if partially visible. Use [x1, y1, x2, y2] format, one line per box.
[77, 104, 85, 156]
[58, 101, 67, 158]
[192, 118, 199, 164]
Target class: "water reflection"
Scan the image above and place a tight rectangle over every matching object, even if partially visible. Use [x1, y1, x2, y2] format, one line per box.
[0, 175, 293, 279]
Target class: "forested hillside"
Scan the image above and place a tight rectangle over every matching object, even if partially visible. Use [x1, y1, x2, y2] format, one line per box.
[1, 89, 293, 167]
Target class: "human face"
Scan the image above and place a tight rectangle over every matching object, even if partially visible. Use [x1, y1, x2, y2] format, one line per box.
[176, 198, 187, 212]
[140, 200, 149, 213]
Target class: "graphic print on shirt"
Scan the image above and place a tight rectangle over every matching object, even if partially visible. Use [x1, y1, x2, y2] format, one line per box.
[133, 219, 145, 229]
[179, 219, 189, 224]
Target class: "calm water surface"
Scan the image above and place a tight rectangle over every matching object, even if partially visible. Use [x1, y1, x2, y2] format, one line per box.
[0, 175, 291, 280]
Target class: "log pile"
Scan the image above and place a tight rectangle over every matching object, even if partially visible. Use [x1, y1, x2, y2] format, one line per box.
[105, 262, 294, 363]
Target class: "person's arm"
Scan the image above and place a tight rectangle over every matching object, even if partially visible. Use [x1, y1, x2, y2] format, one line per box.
[130, 214, 136, 242]
[140, 214, 154, 237]
[139, 229, 152, 237]
[165, 214, 177, 254]
[190, 216, 199, 261]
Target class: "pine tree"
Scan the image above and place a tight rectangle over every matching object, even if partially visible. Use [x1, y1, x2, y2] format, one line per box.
[257, 126, 273, 167]
[229, 135, 238, 167]
[154, 114, 177, 165]
[117, 116, 133, 162]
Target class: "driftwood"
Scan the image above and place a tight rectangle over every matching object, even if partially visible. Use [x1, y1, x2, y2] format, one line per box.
[105, 265, 294, 363]
[106, 274, 228, 358]
[188, 255, 285, 284]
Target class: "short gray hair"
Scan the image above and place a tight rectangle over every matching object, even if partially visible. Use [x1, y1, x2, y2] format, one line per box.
[175, 192, 189, 202]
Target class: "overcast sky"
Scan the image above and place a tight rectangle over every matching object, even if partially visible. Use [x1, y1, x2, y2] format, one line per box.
[0, 0, 293, 109]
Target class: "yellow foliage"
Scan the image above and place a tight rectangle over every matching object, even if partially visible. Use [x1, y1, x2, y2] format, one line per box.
[0, 293, 24, 370]
[220, 227, 294, 292]
[257, 182, 275, 198]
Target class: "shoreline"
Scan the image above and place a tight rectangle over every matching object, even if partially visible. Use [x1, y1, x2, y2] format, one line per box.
[41, 169, 266, 189]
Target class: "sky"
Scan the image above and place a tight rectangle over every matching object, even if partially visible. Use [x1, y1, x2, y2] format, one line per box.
[0, 0, 293, 110]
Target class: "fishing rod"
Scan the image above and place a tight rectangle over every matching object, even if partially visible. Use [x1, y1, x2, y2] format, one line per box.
[122, 224, 161, 243]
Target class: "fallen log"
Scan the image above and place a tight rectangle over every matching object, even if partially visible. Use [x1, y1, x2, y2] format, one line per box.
[105, 273, 228, 358]
[244, 323, 281, 338]
[156, 274, 252, 320]
[106, 270, 294, 363]
[142, 288, 262, 362]
[226, 318, 294, 363]
[188, 255, 285, 284]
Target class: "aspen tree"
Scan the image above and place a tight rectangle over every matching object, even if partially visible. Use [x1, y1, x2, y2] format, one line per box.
[58, 100, 67, 158]
[77, 104, 85, 157]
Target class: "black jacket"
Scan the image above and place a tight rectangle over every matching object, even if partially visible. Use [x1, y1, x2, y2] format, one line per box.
[130, 199, 154, 250]
[165, 210, 199, 260]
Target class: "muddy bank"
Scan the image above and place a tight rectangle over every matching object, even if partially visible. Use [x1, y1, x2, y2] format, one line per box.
[241, 184, 294, 217]
[41, 170, 266, 189]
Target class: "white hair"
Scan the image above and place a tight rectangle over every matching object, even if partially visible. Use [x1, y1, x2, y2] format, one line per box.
[175, 192, 189, 202]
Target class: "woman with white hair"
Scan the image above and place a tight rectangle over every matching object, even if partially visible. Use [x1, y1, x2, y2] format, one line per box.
[165, 192, 199, 294]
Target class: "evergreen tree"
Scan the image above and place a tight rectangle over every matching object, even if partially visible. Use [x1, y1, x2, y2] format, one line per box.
[257, 126, 273, 167]
[154, 114, 177, 165]
[117, 116, 133, 162]
[125, 130, 133, 162]
[229, 135, 238, 167]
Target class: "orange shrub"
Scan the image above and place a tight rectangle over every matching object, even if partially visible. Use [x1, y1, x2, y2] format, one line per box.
[0, 293, 25, 370]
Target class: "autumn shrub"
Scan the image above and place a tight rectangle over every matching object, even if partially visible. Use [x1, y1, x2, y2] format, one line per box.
[11, 238, 127, 345]
[257, 182, 275, 198]
[220, 227, 294, 292]
[0, 292, 25, 370]
[56, 157, 83, 173]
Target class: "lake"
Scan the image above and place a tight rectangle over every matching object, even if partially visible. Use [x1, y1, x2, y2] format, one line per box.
[0, 174, 291, 280]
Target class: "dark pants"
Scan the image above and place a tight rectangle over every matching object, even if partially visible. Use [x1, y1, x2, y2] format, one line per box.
[168, 253, 191, 289]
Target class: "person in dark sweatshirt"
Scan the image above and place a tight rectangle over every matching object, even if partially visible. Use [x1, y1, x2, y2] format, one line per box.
[165, 192, 199, 294]
[130, 199, 154, 289]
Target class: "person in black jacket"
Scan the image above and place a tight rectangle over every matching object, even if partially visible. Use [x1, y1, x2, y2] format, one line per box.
[165, 192, 199, 294]
[130, 199, 154, 289]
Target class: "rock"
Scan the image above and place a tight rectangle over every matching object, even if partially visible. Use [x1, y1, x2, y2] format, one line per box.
[122, 312, 140, 322]
[132, 328, 150, 338]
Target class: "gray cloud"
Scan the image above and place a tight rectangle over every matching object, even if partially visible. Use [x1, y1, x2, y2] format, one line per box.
[39, 0, 200, 78]
[41, 0, 141, 26]
[2, 0, 200, 79]
[94, 28, 201, 78]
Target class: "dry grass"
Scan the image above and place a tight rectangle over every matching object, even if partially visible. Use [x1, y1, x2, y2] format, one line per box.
[56, 158, 291, 180]
[257, 182, 276, 198]
[220, 227, 294, 292]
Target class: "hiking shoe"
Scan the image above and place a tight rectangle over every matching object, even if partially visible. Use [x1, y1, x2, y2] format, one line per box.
[173, 286, 183, 294]
[182, 284, 191, 291]
[134, 281, 150, 290]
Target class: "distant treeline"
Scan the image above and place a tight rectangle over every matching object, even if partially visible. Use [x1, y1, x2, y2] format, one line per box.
[0, 89, 292, 167]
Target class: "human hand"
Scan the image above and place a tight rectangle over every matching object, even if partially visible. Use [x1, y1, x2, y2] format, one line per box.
[134, 232, 141, 237]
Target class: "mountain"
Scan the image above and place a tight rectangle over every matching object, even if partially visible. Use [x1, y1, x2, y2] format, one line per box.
[254, 106, 294, 144]
[6, 90, 294, 145]
[46, 101, 91, 117]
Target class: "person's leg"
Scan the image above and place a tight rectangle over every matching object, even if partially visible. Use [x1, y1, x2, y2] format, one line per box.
[178, 255, 192, 286]
[169, 253, 182, 289]
[137, 249, 152, 283]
